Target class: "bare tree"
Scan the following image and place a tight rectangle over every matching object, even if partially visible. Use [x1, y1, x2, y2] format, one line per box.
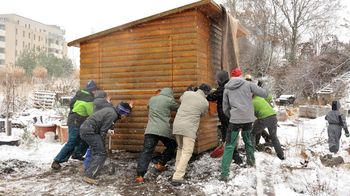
[271, 0, 340, 65]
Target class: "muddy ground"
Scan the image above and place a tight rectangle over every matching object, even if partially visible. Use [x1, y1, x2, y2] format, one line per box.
[0, 151, 214, 196]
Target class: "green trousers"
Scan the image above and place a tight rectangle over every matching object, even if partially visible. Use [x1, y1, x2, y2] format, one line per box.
[221, 123, 255, 177]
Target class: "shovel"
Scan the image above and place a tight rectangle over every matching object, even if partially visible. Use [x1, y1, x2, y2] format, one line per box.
[210, 143, 224, 158]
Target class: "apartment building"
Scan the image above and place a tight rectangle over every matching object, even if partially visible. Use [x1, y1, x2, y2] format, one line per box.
[0, 14, 67, 66]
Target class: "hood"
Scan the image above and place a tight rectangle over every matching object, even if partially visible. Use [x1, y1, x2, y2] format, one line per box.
[159, 88, 173, 98]
[225, 77, 245, 90]
[216, 70, 229, 86]
[94, 90, 107, 99]
[331, 100, 341, 111]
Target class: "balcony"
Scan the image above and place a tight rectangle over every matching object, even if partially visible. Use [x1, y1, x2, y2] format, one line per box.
[0, 30, 5, 36]
[0, 41, 5, 48]
[0, 53, 5, 59]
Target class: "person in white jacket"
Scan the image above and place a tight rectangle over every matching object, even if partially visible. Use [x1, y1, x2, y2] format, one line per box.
[171, 83, 211, 186]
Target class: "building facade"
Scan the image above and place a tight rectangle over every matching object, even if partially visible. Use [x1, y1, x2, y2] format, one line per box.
[0, 14, 67, 66]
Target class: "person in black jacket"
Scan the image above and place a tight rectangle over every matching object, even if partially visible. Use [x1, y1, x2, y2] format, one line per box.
[207, 70, 242, 164]
[80, 102, 132, 185]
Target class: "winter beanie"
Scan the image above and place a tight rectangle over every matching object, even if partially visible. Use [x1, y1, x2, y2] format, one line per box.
[86, 80, 98, 92]
[231, 67, 242, 77]
[245, 74, 252, 81]
[216, 70, 229, 85]
[115, 102, 132, 116]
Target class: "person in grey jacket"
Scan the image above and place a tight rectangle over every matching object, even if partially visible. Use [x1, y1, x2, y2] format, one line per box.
[220, 67, 268, 181]
[84, 90, 113, 170]
[135, 88, 179, 183]
[80, 102, 132, 185]
[171, 84, 211, 186]
[325, 100, 349, 153]
[93, 90, 112, 112]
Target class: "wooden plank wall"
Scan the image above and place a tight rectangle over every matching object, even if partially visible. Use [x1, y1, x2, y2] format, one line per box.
[79, 9, 220, 153]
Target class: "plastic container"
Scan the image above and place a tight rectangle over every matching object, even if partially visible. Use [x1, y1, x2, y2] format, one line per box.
[44, 132, 55, 143]
[34, 124, 57, 139]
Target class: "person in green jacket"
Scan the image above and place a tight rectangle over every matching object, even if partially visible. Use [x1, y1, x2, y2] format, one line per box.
[135, 88, 179, 183]
[251, 95, 285, 160]
[51, 80, 98, 170]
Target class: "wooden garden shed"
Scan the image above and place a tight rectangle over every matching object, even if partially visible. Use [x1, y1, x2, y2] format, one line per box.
[68, 0, 248, 153]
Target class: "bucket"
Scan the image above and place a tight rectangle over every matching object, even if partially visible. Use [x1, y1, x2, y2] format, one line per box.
[44, 132, 55, 143]
[34, 124, 57, 139]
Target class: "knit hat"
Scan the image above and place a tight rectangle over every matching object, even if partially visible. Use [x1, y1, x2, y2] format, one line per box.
[86, 80, 98, 92]
[245, 74, 252, 81]
[231, 68, 242, 77]
[198, 83, 212, 95]
[216, 70, 229, 85]
[115, 102, 132, 116]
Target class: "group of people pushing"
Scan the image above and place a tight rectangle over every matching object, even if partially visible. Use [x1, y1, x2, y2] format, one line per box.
[50, 67, 349, 186]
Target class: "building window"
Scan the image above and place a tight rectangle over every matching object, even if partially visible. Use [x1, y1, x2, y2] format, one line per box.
[15, 50, 17, 56]
[0, 36, 5, 41]
[0, 48, 5, 53]
[0, 24, 5, 30]
[28, 43, 30, 48]
[34, 34, 36, 40]
[0, 60, 4, 64]
[23, 41, 25, 47]
[15, 40, 17, 46]
[23, 31, 25, 37]
[28, 33, 30, 38]
[38, 36, 41, 41]
[16, 28, 18, 35]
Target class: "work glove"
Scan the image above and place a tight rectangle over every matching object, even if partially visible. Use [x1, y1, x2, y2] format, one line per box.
[257, 80, 263, 87]
[107, 129, 115, 135]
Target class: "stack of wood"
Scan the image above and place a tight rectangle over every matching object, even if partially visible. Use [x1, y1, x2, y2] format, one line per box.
[33, 91, 56, 109]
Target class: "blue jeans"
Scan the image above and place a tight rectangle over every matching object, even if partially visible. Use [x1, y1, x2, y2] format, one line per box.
[54, 126, 87, 163]
[136, 134, 177, 177]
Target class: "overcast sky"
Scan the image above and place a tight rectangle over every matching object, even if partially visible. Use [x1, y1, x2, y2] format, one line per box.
[0, 0, 349, 66]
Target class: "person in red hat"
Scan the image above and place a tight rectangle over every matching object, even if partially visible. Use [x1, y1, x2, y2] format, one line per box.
[220, 67, 268, 182]
[207, 70, 242, 164]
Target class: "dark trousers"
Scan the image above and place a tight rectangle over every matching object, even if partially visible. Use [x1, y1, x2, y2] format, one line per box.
[54, 126, 88, 163]
[136, 134, 177, 177]
[81, 132, 107, 179]
[251, 115, 284, 158]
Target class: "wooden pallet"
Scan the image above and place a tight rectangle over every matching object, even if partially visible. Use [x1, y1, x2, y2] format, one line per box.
[33, 91, 56, 109]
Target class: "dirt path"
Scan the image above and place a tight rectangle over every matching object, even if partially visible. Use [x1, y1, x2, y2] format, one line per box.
[256, 158, 276, 196]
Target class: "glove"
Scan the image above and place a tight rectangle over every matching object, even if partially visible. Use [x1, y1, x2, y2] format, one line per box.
[257, 80, 263, 87]
[107, 129, 115, 134]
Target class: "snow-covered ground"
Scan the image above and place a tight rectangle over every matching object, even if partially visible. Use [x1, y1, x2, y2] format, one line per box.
[1, 107, 350, 195]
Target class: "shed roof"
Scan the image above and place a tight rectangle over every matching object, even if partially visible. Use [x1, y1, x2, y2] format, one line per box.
[68, 0, 248, 47]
